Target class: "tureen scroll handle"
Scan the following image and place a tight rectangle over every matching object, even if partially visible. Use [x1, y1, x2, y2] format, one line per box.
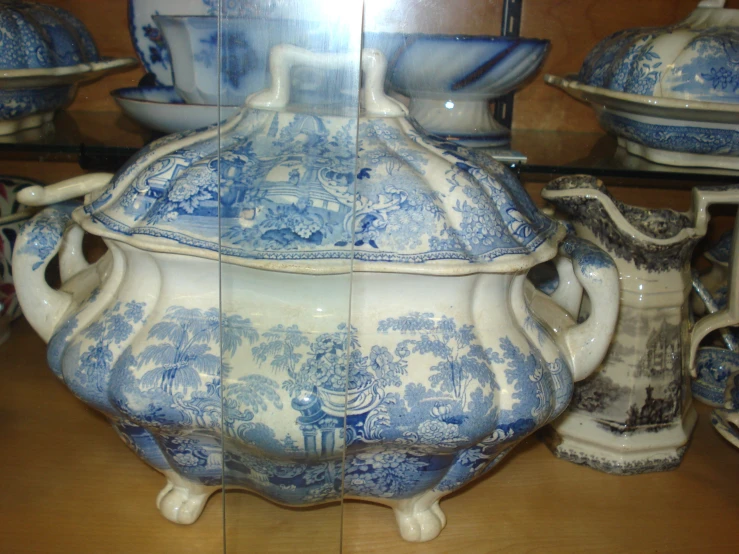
[529, 236, 620, 382]
[688, 187, 739, 374]
[247, 44, 407, 117]
[12, 203, 79, 342]
[17, 173, 112, 285]
[17, 172, 113, 206]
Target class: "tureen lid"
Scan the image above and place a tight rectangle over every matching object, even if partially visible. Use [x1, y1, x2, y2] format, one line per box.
[0, 0, 99, 70]
[74, 46, 561, 275]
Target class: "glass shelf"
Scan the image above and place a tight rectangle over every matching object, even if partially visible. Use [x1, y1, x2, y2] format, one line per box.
[0, 110, 158, 169]
[512, 130, 739, 186]
[3, 110, 739, 186]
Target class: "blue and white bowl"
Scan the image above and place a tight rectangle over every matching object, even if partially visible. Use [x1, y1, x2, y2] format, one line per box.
[365, 33, 550, 147]
[0, 0, 136, 135]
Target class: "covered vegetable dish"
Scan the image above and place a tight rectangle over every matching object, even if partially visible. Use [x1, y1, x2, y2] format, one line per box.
[14, 46, 619, 542]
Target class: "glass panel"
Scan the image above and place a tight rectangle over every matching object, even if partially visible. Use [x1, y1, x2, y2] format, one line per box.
[218, 1, 362, 552]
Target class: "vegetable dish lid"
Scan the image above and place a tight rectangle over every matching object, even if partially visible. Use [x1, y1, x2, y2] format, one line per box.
[0, 0, 99, 69]
[75, 46, 561, 274]
[578, 1, 739, 103]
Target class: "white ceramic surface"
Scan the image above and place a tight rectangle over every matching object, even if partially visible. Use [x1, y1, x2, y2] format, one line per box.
[542, 176, 739, 474]
[111, 86, 239, 134]
[13, 47, 619, 542]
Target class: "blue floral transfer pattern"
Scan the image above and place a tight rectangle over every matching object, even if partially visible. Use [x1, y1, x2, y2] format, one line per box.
[0, 0, 99, 70]
[18, 203, 76, 270]
[0, 86, 72, 121]
[81, 110, 557, 269]
[599, 112, 739, 156]
[49, 299, 573, 505]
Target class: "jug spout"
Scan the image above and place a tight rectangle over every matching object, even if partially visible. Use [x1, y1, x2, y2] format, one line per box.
[542, 175, 701, 274]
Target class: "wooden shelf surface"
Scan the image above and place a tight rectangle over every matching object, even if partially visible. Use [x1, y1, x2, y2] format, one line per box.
[1, 318, 738, 553]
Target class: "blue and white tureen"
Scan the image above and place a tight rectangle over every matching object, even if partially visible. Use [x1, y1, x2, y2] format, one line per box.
[546, 0, 739, 169]
[13, 47, 619, 542]
[0, 0, 135, 135]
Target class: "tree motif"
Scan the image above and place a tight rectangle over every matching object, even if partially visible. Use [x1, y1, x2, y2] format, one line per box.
[139, 307, 257, 395]
[74, 301, 145, 393]
[378, 312, 496, 409]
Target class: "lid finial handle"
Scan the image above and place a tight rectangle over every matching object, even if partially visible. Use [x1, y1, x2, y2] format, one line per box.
[247, 44, 406, 117]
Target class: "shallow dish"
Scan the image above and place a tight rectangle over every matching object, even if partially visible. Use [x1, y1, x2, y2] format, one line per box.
[546, 74, 739, 170]
[154, 15, 355, 107]
[1, 58, 136, 135]
[111, 86, 239, 134]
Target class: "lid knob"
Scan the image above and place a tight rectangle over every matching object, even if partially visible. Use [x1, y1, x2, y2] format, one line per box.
[247, 44, 406, 117]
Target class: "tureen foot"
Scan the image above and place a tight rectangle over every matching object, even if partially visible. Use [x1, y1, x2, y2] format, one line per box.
[156, 471, 218, 525]
[391, 491, 446, 542]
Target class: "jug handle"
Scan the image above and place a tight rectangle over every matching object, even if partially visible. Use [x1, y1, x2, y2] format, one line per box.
[530, 236, 620, 381]
[548, 256, 583, 317]
[688, 197, 739, 374]
[12, 203, 79, 342]
[247, 44, 407, 117]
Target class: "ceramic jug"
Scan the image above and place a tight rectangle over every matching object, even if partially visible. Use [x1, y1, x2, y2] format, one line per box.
[14, 47, 619, 542]
[541, 175, 739, 474]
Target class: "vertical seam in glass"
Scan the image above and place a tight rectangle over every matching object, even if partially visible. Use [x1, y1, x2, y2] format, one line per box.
[216, 2, 225, 553]
[340, 9, 365, 551]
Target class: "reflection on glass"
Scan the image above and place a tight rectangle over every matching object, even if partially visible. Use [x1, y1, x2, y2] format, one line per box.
[219, 1, 361, 552]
